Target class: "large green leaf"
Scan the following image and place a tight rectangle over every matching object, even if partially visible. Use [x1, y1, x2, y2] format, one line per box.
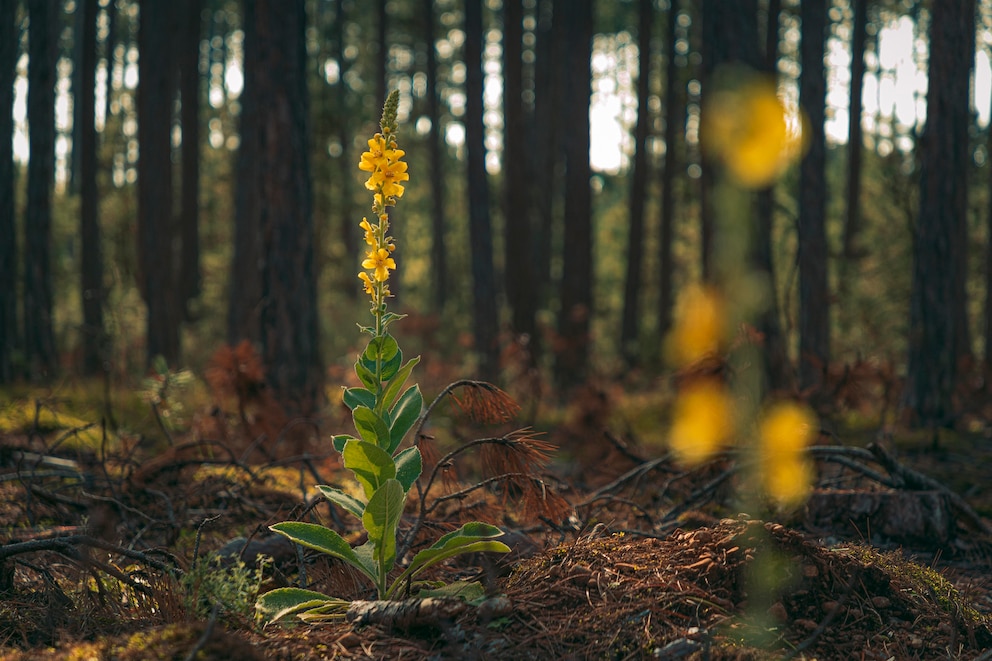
[364, 334, 399, 363]
[387, 385, 423, 453]
[381, 355, 421, 411]
[393, 445, 422, 492]
[352, 405, 391, 448]
[317, 484, 365, 520]
[379, 349, 403, 381]
[269, 522, 374, 582]
[363, 479, 405, 577]
[255, 587, 347, 623]
[387, 522, 509, 598]
[342, 439, 396, 500]
[342, 387, 376, 411]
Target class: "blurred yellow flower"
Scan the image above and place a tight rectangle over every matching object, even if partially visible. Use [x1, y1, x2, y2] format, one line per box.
[669, 379, 734, 465]
[759, 402, 817, 505]
[703, 75, 805, 189]
[362, 248, 396, 282]
[666, 284, 725, 366]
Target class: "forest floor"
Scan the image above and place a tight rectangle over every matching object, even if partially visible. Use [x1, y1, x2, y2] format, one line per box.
[0, 369, 991, 660]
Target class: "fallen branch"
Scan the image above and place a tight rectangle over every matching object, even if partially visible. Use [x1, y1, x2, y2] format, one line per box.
[0, 534, 179, 575]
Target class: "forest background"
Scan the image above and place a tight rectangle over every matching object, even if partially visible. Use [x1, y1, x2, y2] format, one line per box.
[2, 0, 990, 435]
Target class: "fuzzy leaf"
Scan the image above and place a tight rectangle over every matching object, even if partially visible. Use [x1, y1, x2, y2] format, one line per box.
[388, 522, 509, 597]
[387, 385, 423, 453]
[381, 356, 421, 411]
[342, 439, 396, 500]
[317, 484, 365, 520]
[255, 587, 347, 623]
[363, 479, 405, 576]
[332, 434, 357, 453]
[353, 406, 391, 448]
[393, 445, 422, 492]
[380, 349, 403, 381]
[269, 522, 374, 582]
[355, 358, 377, 391]
[343, 387, 376, 411]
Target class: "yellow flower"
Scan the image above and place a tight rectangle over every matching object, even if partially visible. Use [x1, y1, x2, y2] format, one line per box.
[759, 402, 817, 505]
[367, 156, 409, 199]
[360, 218, 376, 246]
[703, 75, 806, 189]
[668, 380, 734, 466]
[362, 248, 396, 282]
[359, 135, 388, 172]
[358, 271, 376, 297]
[665, 284, 725, 366]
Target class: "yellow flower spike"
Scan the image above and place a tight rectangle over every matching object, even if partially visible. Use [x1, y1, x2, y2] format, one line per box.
[759, 402, 817, 505]
[668, 379, 735, 466]
[359, 135, 388, 172]
[362, 248, 396, 282]
[665, 284, 725, 367]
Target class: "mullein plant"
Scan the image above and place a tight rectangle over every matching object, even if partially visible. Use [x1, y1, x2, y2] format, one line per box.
[256, 92, 510, 624]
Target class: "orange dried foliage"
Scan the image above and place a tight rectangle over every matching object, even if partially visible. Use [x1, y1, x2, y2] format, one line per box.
[451, 382, 521, 425]
[203, 340, 287, 459]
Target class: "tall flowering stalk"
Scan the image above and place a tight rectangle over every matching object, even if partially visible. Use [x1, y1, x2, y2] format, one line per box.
[256, 92, 508, 624]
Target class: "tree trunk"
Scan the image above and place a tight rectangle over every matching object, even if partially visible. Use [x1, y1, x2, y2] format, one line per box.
[69, 1, 86, 194]
[554, 0, 593, 388]
[137, 0, 181, 367]
[842, 0, 867, 261]
[905, 0, 975, 427]
[241, 0, 322, 414]
[103, 0, 115, 134]
[798, 0, 830, 394]
[531, 0, 565, 304]
[753, 0, 789, 393]
[503, 0, 537, 353]
[464, 0, 499, 380]
[424, 0, 448, 312]
[656, 0, 679, 340]
[24, 0, 59, 380]
[0, 0, 18, 382]
[620, 0, 653, 367]
[179, 0, 202, 319]
[80, 0, 104, 376]
[334, 0, 356, 300]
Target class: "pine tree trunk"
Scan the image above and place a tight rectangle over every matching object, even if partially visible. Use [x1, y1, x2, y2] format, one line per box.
[24, 0, 60, 380]
[842, 0, 867, 260]
[0, 0, 18, 382]
[137, 0, 181, 367]
[179, 0, 202, 319]
[656, 0, 679, 340]
[798, 0, 830, 394]
[905, 0, 975, 427]
[620, 0, 653, 367]
[464, 0, 499, 380]
[554, 0, 593, 388]
[80, 0, 105, 376]
[424, 0, 448, 312]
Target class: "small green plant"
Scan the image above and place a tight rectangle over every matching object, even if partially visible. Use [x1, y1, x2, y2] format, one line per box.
[256, 91, 510, 624]
[181, 553, 270, 625]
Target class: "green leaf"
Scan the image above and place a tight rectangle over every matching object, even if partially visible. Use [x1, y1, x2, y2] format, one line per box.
[353, 540, 379, 578]
[363, 479, 405, 578]
[387, 522, 509, 598]
[343, 387, 376, 411]
[393, 446, 422, 492]
[332, 434, 357, 453]
[381, 356, 421, 411]
[355, 358, 377, 391]
[352, 406, 391, 448]
[388, 385, 423, 453]
[364, 334, 399, 363]
[269, 522, 375, 582]
[255, 587, 347, 623]
[380, 349, 403, 381]
[317, 485, 365, 520]
[415, 580, 487, 602]
[380, 312, 407, 329]
[342, 439, 396, 500]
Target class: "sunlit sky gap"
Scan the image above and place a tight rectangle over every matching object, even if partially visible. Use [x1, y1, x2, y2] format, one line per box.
[10, 8, 992, 183]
